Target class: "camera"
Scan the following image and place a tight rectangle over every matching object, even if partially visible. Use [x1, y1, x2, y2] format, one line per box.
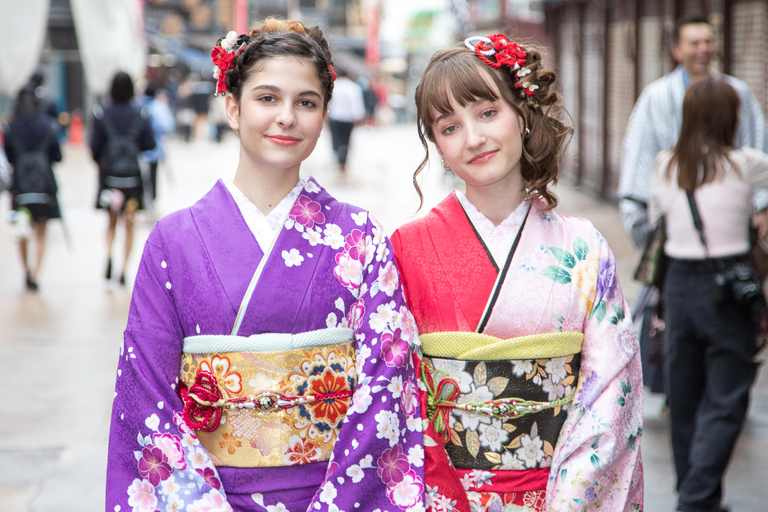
[712, 263, 765, 315]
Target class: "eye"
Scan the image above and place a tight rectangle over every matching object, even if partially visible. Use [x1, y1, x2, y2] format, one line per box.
[298, 99, 317, 108]
[258, 95, 277, 104]
[441, 125, 458, 136]
[480, 109, 497, 119]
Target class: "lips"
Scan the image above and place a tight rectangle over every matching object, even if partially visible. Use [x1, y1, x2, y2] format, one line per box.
[468, 150, 498, 164]
[267, 135, 300, 146]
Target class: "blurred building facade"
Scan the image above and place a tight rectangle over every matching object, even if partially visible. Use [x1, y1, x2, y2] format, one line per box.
[543, 0, 768, 199]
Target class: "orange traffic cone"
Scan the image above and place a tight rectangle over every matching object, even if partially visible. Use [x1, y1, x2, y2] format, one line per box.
[69, 109, 83, 146]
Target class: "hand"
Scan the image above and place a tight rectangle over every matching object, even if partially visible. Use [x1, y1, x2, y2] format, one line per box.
[755, 209, 768, 238]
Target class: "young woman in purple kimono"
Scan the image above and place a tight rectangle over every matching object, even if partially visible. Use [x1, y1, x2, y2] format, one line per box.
[106, 19, 424, 512]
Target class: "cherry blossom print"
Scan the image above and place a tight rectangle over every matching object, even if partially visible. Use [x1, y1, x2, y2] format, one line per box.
[344, 229, 368, 264]
[304, 179, 321, 193]
[387, 469, 424, 509]
[137, 445, 173, 486]
[172, 411, 193, 436]
[165, 493, 185, 512]
[400, 379, 419, 418]
[302, 228, 323, 246]
[282, 248, 304, 267]
[193, 489, 233, 512]
[188, 447, 211, 469]
[387, 375, 404, 398]
[323, 224, 345, 249]
[152, 433, 186, 470]
[369, 302, 397, 333]
[195, 467, 222, 490]
[381, 329, 410, 367]
[376, 242, 390, 262]
[127, 478, 158, 512]
[351, 211, 368, 226]
[478, 418, 509, 451]
[397, 306, 418, 345]
[346, 463, 365, 483]
[375, 409, 401, 446]
[282, 435, 322, 465]
[377, 444, 410, 484]
[160, 474, 181, 495]
[349, 383, 373, 414]
[515, 432, 546, 468]
[198, 356, 242, 398]
[319, 481, 338, 503]
[289, 195, 325, 229]
[407, 445, 425, 467]
[377, 260, 399, 296]
[334, 251, 364, 290]
[346, 299, 366, 332]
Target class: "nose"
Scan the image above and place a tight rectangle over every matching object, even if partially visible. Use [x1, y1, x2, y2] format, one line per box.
[276, 105, 297, 128]
[464, 124, 486, 150]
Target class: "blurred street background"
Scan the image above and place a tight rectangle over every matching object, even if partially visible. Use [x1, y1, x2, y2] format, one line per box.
[1, 1, 768, 511]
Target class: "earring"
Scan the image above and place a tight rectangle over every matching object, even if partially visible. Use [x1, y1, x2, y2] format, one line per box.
[441, 159, 450, 169]
[525, 127, 531, 137]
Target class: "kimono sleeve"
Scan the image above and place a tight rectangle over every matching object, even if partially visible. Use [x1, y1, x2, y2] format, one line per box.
[308, 214, 425, 512]
[546, 235, 644, 512]
[106, 227, 233, 512]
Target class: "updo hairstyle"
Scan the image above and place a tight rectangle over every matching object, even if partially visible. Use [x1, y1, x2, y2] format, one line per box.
[414, 42, 572, 209]
[224, 18, 335, 109]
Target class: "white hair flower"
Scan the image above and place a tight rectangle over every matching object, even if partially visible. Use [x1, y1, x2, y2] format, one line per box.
[221, 31, 238, 51]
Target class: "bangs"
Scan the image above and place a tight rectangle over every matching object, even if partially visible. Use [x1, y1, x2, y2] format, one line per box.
[418, 51, 503, 129]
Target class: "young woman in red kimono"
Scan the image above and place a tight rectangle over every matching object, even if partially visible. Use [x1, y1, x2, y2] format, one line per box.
[392, 35, 644, 512]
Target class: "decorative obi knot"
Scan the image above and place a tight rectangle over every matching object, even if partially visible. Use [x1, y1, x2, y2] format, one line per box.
[179, 340, 356, 467]
[420, 331, 583, 471]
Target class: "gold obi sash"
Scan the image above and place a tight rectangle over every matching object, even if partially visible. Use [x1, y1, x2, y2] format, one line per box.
[180, 334, 356, 468]
[420, 331, 583, 471]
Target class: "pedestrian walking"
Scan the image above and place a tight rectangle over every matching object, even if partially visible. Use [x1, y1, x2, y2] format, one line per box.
[105, 18, 423, 512]
[2, 85, 62, 291]
[90, 71, 156, 286]
[392, 34, 643, 512]
[141, 83, 176, 201]
[619, 15, 768, 397]
[650, 78, 768, 512]
[327, 68, 365, 178]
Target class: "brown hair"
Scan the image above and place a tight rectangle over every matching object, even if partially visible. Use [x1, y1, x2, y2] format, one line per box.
[414, 42, 572, 209]
[666, 78, 740, 190]
[225, 18, 335, 109]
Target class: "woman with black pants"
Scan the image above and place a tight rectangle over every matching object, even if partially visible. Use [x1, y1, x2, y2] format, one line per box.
[651, 78, 768, 512]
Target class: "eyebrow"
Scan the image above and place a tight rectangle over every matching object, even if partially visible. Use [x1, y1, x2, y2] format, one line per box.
[251, 84, 322, 99]
[434, 99, 488, 124]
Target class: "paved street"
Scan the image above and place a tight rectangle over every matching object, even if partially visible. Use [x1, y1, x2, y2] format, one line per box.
[1, 122, 766, 511]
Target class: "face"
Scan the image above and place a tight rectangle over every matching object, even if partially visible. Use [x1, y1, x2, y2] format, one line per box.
[226, 57, 327, 176]
[431, 89, 524, 193]
[672, 23, 715, 77]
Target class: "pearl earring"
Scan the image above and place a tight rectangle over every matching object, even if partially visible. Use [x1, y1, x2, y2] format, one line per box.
[441, 159, 450, 169]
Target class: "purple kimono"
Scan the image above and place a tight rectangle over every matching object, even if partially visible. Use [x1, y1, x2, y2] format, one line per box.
[107, 179, 425, 512]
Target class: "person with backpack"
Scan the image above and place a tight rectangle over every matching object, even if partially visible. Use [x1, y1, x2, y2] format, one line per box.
[90, 71, 155, 286]
[2, 85, 62, 291]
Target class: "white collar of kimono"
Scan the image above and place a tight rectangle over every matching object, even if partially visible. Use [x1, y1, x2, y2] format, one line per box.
[455, 190, 529, 267]
[224, 175, 308, 252]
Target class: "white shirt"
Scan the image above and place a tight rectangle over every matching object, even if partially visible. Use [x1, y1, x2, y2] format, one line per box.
[650, 147, 768, 259]
[224, 176, 307, 251]
[456, 190, 529, 267]
[328, 77, 366, 123]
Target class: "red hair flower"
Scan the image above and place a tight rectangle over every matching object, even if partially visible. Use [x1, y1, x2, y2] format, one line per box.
[465, 34, 527, 72]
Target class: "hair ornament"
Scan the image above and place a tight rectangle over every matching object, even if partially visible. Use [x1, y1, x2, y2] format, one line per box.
[329, 65, 337, 82]
[464, 34, 527, 71]
[212, 31, 250, 96]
